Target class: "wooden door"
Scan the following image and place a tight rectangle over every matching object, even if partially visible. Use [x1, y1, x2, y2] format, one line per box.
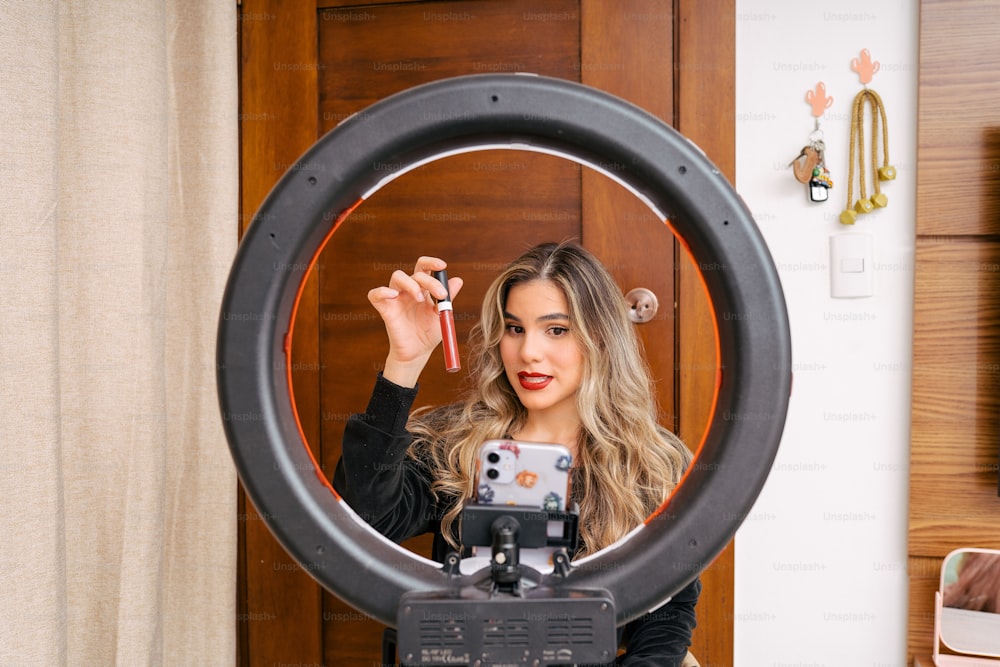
[238, 1, 734, 664]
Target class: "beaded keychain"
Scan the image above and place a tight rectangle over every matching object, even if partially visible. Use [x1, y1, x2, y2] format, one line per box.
[790, 81, 835, 202]
[840, 49, 896, 225]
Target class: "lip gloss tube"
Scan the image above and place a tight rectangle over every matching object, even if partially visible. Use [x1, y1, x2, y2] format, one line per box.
[432, 269, 461, 373]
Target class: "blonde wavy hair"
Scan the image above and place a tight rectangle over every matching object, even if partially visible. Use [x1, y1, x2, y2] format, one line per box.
[408, 241, 691, 557]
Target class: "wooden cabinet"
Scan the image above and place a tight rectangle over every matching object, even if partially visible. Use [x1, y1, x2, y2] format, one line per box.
[907, 1, 1000, 662]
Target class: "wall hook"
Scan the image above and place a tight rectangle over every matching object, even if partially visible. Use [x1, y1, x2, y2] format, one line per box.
[851, 48, 880, 86]
[805, 81, 834, 118]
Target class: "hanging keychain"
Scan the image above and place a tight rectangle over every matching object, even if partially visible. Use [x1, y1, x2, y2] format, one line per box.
[840, 49, 896, 225]
[790, 81, 834, 202]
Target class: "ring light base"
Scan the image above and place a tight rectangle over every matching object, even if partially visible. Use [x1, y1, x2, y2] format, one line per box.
[398, 589, 616, 666]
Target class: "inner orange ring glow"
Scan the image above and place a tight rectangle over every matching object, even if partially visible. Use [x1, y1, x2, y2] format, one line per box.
[283, 199, 362, 499]
[646, 218, 722, 524]
[281, 169, 723, 525]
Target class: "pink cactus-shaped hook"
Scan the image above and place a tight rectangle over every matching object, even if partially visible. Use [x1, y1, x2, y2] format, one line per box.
[805, 82, 834, 117]
[851, 48, 880, 85]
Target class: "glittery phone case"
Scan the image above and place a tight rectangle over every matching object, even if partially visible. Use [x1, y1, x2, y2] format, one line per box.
[469, 440, 573, 571]
[474, 439, 572, 511]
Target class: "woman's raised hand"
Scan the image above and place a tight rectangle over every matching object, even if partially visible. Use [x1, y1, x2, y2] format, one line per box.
[368, 256, 463, 387]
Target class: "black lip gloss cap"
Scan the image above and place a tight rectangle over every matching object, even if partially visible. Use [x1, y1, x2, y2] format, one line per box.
[432, 269, 451, 302]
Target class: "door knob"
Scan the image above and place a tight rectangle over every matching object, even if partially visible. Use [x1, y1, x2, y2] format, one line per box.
[624, 287, 659, 324]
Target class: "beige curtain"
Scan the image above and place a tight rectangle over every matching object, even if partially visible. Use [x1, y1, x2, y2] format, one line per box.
[1, 2, 238, 664]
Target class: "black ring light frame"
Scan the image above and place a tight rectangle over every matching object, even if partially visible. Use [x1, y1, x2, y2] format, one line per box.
[217, 74, 791, 628]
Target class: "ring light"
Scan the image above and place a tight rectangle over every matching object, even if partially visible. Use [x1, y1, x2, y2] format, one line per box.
[217, 74, 791, 629]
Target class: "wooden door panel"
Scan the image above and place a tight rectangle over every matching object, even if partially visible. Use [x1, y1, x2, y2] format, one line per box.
[917, 0, 1000, 235]
[318, 0, 580, 117]
[239, 0, 732, 664]
[579, 0, 679, 429]
[238, 3, 323, 666]
[313, 0, 585, 430]
[909, 238, 1000, 555]
[313, 2, 585, 662]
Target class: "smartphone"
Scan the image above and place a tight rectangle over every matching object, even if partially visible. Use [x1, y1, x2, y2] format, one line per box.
[475, 439, 572, 511]
[470, 439, 573, 570]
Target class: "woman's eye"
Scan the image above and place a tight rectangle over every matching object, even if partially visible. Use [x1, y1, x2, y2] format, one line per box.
[548, 326, 569, 336]
[505, 324, 524, 334]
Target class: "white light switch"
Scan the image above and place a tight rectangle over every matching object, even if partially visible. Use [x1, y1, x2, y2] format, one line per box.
[840, 257, 865, 273]
[830, 233, 874, 298]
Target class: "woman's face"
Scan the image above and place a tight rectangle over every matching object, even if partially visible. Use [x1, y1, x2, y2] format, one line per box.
[499, 279, 585, 420]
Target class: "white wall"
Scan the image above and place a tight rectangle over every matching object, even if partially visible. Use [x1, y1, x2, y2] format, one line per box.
[734, 2, 917, 665]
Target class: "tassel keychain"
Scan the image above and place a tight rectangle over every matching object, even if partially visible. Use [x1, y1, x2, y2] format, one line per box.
[790, 82, 834, 202]
[840, 49, 896, 225]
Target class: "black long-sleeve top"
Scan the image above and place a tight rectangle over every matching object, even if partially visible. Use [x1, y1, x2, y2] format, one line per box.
[333, 374, 701, 666]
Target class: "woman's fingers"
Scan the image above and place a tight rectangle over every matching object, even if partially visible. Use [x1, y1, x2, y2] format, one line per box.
[412, 256, 451, 300]
[367, 285, 400, 308]
[414, 255, 446, 273]
[387, 269, 426, 302]
[370, 257, 459, 310]
[366, 257, 463, 369]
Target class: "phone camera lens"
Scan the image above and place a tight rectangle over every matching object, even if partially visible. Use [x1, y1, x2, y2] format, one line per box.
[487, 452, 500, 463]
[486, 468, 499, 480]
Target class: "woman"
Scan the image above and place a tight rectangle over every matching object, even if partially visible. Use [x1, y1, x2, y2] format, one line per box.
[334, 241, 700, 664]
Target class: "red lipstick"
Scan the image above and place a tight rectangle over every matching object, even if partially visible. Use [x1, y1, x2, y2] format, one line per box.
[433, 269, 460, 373]
[517, 372, 552, 390]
